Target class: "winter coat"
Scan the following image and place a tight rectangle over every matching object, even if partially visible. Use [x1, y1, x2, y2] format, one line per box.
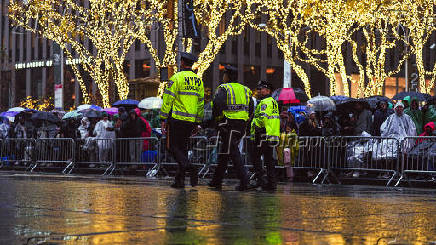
[354, 109, 372, 135]
[372, 108, 394, 136]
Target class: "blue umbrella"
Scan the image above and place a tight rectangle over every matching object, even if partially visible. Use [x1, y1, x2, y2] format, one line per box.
[113, 99, 139, 107]
[288, 105, 306, 113]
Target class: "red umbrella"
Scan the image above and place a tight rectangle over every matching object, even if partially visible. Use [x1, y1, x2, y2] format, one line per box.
[272, 88, 306, 104]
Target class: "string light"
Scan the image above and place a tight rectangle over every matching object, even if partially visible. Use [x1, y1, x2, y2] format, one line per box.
[8, 0, 436, 101]
[19, 96, 53, 111]
[9, 0, 163, 107]
[192, 0, 251, 77]
[248, 0, 435, 97]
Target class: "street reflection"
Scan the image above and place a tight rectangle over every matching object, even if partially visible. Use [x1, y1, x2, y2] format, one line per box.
[1, 177, 436, 244]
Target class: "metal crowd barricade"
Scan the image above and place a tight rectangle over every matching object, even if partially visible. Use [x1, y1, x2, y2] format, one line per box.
[74, 138, 115, 175]
[0, 138, 35, 170]
[292, 136, 329, 184]
[327, 136, 400, 186]
[188, 136, 209, 167]
[198, 136, 219, 178]
[396, 136, 436, 186]
[34, 138, 75, 173]
[159, 136, 209, 177]
[112, 137, 160, 176]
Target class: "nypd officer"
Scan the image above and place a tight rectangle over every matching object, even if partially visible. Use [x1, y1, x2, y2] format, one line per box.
[208, 65, 253, 191]
[160, 52, 204, 188]
[251, 81, 280, 191]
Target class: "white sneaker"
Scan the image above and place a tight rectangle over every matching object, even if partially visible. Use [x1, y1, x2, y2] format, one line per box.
[352, 171, 360, 178]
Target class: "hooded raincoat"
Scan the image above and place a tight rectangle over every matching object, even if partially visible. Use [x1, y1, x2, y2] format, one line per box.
[404, 97, 423, 135]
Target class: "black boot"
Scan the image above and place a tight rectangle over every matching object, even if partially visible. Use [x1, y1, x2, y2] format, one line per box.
[190, 171, 198, 187]
[208, 180, 222, 190]
[171, 173, 185, 188]
[170, 182, 185, 188]
[261, 182, 277, 192]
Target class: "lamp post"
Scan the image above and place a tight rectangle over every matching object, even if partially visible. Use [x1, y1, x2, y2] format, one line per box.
[397, 24, 410, 92]
[259, 23, 292, 88]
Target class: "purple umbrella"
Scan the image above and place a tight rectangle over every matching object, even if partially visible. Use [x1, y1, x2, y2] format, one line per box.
[0, 111, 20, 118]
[103, 107, 118, 116]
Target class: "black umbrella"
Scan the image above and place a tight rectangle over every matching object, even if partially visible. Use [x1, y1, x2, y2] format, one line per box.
[31, 111, 60, 123]
[392, 91, 430, 101]
[364, 95, 393, 110]
[82, 110, 101, 118]
[426, 96, 436, 105]
[330, 95, 353, 105]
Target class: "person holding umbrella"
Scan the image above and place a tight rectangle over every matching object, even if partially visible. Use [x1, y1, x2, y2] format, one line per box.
[160, 52, 204, 188]
[208, 65, 253, 191]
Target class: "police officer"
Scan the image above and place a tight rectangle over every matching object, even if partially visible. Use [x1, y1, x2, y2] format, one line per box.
[160, 52, 204, 188]
[251, 81, 280, 191]
[208, 65, 253, 190]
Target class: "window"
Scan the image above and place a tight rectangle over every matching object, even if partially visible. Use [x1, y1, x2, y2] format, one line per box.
[267, 36, 272, 58]
[135, 59, 150, 78]
[255, 31, 261, 57]
[244, 29, 249, 55]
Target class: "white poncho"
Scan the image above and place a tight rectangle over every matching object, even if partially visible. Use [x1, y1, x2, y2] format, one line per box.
[381, 113, 416, 139]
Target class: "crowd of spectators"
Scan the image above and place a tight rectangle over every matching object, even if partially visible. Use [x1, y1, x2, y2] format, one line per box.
[279, 96, 436, 140]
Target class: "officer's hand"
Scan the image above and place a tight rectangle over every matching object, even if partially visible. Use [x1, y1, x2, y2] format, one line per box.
[161, 121, 167, 135]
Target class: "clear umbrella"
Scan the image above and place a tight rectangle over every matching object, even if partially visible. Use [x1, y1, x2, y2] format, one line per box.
[138, 97, 163, 110]
[8, 107, 26, 112]
[307, 95, 336, 111]
[77, 104, 102, 112]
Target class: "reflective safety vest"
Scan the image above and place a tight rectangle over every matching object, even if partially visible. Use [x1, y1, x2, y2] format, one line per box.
[251, 96, 280, 141]
[160, 70, 204, 123]
[214, 82, 252, 121]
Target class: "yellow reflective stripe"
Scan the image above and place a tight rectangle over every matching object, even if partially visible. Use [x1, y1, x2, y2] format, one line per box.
[227, 84, 236, 104]
[164, 89, 176, 97]
[160, 112, 169, 118]
[222, 84, 231, 105]
[173, 111, 197, 118]
[244, 87, 249, 106]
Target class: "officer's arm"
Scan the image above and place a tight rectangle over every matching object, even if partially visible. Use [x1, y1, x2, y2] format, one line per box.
[212, 87, 227, 121]
[196, 80, 205, 124]
[160, 75, 177, 121]
[258, 102, 267, 128]
[248, 92, 254, 118]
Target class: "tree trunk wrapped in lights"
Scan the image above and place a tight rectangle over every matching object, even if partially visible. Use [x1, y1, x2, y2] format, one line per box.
[249, 0, 435, 97]
[247, 0, 313, 98]
[9, 0, 160, 108]
[133, 0, 178, 76]
[192, 0, 252, 77]
[399, 0, 436, 94]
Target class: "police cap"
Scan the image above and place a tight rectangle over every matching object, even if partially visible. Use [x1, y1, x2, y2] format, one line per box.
[224, 65, 238, 73]
[180, 52, 197, 66]
[257, 80, 273, 91]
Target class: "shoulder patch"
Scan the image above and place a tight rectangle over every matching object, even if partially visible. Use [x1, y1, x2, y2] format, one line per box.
[261, 104, 267, 111]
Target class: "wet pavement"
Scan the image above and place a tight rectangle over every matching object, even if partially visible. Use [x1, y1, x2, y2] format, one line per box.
[1, 173, 436, 244]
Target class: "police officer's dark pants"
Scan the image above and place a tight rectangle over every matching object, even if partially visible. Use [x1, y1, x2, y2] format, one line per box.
[211, 119, 248, 186]
[167, 119, 196, 185]
[253, 139, 277, 188]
